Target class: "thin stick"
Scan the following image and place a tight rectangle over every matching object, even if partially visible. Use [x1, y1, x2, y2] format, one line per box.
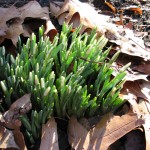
[78, 57, 104, 65]
[129, 38, 146, 51]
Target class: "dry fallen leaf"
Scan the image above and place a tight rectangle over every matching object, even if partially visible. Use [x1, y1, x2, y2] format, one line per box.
[0, 113, 19, 149]
[128, 99, 150, 150]
[0, 1, 57, 46]
[138, 100, 150, 150]
[0, 6, 23, 45]
[133, 64, 150, 75]
[4, 94, 32, 123]
[91, 113, 144, 150]
[124, 128, 146, 150]
[0, 126, 19, 149]
[4, 19, 24, 45]
[50, 0, 110, 33]
[45, 20, 58, 41]
[112, 62, 149, 81]
[0, 125, 5, 141]
[0, 113, 27, 150]
[18, 1, 49, 20]
[138, 80, 150, 101]
[111, 27, 149, 60]
[121, 80, 149, 102]
[68, 113, 144, 150]
[50, 1, 64, 16]
[0, 113, 5, 141]
[0, 6, 21, 35]
[111, 52, 149, 81]
[13, 121, 27, 150]
[39, 118, 59, 150]
[68, 116, 91, 150]
[18, 1, 57, 39]
[52, 0, 149, 60]
[122, 93, 150, 150]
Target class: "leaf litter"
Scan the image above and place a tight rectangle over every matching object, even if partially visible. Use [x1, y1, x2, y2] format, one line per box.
[68, 113, 144, 150]
[0, 1, 57, 46]
[39, 118, 59, 150]
[50, 0, 150, 60]
[0, 0, 150, 149]
[0, 112, 27, 150]
[0, 94, 31, 149]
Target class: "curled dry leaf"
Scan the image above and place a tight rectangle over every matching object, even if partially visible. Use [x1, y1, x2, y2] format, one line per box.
[18, 0, 50, 35]
[45, 20, 58, 41]
[39, 118, 59, 150]
[112, 62, 149, 81]
[68, 113, 144, 150]
[0, 6, 21, 34]
[0, 1, 56, 46]
[111, 53, 149, 81]
[0, 6, 23, 45]
[4, 94, 32, 123]
[133, 64, 150, 75]
[120, 80, 150, 102]
[5, 19, 24, 45]
[51, 0, 110, 33]
[18, 1, 57, 39]
[124, 94, 141, 115]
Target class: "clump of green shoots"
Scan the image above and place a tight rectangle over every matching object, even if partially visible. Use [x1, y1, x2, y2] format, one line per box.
[0, 23, 129, 144]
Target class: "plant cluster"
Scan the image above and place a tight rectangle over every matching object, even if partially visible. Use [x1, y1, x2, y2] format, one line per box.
[0, 23, 129, 144]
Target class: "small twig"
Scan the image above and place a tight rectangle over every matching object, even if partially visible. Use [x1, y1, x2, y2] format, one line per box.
[78, 57, 104, 65]
[136, 25, 150, 27]
[129, 38, 147, 51]
[54, 117, 68, 122]
[11, 0, 20, 6]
